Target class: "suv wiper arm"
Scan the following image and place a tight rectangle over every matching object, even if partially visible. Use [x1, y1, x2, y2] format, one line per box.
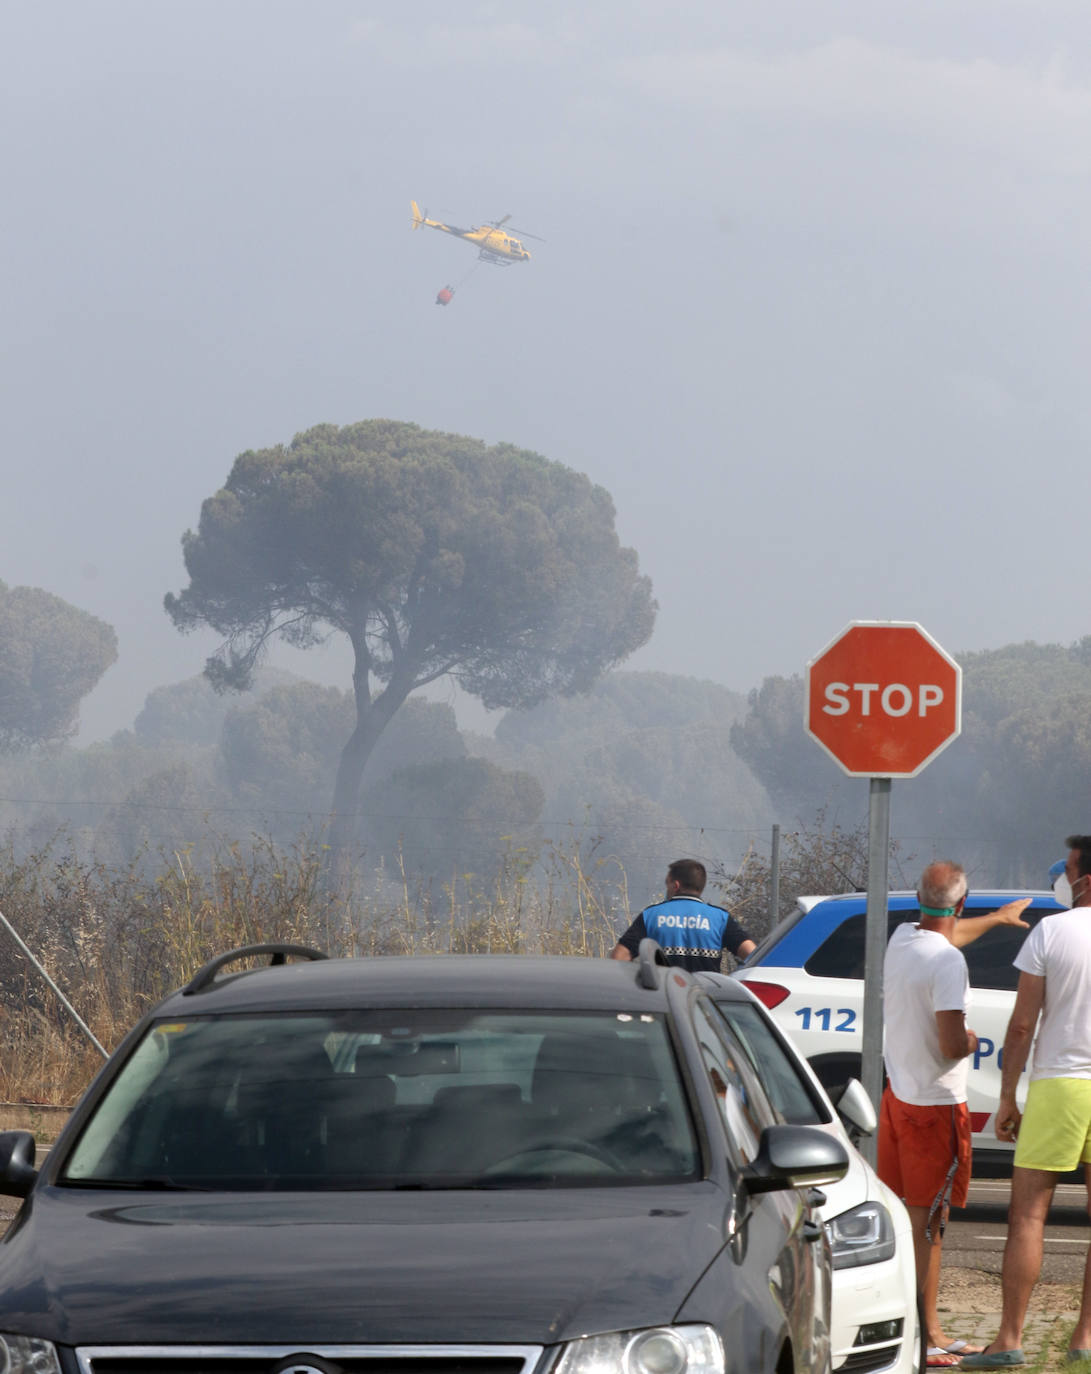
[69, 1176, 213, 1191]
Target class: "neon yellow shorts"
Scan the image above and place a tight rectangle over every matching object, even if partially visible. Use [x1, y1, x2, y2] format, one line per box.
[1014, 1077, 1091, 1172]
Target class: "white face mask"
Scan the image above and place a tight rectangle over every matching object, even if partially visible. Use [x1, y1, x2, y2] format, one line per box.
[1054, 872, 1087, 908]
[1053, 874, 1074, 908]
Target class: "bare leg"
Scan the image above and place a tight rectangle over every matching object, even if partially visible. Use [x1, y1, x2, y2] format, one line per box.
[907, 1203, 956, 1351]
[983, 1166, 1057, 1353]
[1066, 1163, 1091, 1352]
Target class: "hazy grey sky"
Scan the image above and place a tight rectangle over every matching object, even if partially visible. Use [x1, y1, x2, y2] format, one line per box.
[5, 1, 1090, 741]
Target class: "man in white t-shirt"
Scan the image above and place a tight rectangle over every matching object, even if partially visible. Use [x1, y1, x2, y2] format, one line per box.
[878, 860, 981, 1366]
[965, 835, 1091, 1370]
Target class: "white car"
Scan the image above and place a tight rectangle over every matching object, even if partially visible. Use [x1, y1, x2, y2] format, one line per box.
[697, 973, 920, 1374]
[733, 890, 1061, 1162]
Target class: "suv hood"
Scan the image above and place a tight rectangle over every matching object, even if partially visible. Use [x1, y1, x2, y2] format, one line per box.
[0, 1184, 728, 1346]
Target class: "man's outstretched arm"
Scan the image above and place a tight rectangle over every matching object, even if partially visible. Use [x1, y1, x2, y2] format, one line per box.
[951, 898, 1031, 949]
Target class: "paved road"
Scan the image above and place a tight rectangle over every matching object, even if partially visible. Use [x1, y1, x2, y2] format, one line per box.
[946, 1178, 1091, 1283]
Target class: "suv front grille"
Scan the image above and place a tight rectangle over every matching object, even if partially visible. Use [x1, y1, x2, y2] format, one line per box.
[76, 1347, 543, 1374]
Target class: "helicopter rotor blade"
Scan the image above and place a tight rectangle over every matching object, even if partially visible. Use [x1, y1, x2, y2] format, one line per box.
[505, 226, 546, 242]
[491, 213, 512, 228]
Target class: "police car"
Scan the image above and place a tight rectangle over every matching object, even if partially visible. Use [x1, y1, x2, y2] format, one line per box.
[735, 890, 1062, 1161]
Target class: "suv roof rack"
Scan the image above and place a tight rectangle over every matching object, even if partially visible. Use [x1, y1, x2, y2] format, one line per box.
[182, 943, 328, 996]
[636, 937, 669, 990]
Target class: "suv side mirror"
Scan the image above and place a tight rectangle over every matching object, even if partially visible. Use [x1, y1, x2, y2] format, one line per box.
[833, 1078, 877, 1141]
[741, 1124, 848, 1195]
[0, 1131, 38, 1198]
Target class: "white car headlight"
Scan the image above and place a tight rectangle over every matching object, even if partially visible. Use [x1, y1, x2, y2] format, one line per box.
[827, 1200, 896, 1269]
[554, 1325, 725, 1374]
[0, 1335, 62, 1374]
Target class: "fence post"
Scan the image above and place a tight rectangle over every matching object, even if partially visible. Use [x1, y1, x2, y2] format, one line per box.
[769, 824, 781, 930]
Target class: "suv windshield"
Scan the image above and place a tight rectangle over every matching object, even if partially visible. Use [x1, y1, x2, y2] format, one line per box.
[62, 1009, 699, 1190]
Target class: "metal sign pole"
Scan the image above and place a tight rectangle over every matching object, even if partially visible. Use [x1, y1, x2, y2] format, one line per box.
[859, 777, 891, 1166]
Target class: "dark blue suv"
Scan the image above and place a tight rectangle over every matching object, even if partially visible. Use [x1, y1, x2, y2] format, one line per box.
[0, 943, 846, 1374]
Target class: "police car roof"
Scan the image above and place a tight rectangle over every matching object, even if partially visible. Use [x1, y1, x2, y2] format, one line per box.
[796, 889, 1054, 913]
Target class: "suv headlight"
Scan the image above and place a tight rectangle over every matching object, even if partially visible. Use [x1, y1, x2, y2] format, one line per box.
[827, 1200, 896, 1269]
[554, 1325, 725, 1374]
[0, 1335, 62, 1374]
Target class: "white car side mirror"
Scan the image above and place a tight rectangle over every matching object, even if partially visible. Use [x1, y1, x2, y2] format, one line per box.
[834, 1078, 877, 1140]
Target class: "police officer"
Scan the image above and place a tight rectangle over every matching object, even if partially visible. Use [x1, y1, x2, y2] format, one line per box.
[610, 859, 755, 972]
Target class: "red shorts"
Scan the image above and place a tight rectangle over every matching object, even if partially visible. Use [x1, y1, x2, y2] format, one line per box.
[877, 1088, 971, 1211]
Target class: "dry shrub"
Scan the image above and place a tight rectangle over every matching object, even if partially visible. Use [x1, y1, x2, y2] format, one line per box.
[0, 830, 632, 1105]
[708, 809, 915, 946]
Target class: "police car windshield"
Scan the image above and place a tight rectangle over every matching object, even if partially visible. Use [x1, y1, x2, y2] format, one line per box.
[745, 904, 813, 966]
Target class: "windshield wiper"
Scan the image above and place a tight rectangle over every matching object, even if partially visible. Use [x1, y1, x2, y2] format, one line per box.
[66, 1176, 214, 1191]
[393, 1174, 558, 1190]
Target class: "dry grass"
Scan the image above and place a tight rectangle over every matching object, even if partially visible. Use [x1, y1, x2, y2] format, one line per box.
[0, 832, 630, 1105]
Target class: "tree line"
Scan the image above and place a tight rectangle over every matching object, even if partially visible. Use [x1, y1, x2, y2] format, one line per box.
[2, 419, 1088, 909]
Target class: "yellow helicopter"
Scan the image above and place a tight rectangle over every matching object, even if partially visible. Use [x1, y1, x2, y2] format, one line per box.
[410, 201, 542, 265]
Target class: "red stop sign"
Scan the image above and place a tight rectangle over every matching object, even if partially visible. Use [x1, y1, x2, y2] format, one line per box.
[805, 621, 961, 777]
